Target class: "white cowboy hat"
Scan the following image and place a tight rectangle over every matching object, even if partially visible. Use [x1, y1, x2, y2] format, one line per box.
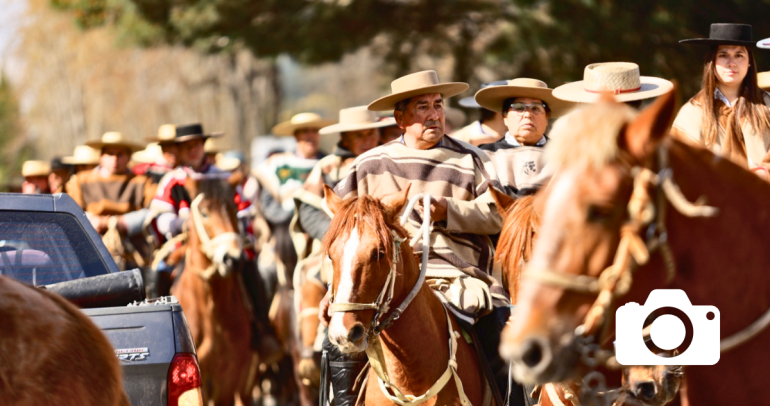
[145, 124, 177, 143]
[758, 71, 770, 91]
[272, 112, 336, 136]
[22, 160, 51, 177]
[319, 106, 393, 135]
[552, 62, 674, 103]
[474, 78, 576, 118]
[131, 143, 163, 164]
[62, 145, 101, 165]
[86, 131, 144, 153]
[368, 70, 469, 111]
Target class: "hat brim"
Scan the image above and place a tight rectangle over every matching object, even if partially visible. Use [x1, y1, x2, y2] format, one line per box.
[368, 83, 469, 111]
[474, 86, 576, 118]
[85, 140, 144, 153]
[272, 119, 337, 136]
[61, 156, 99, 165]
[172, 132, 224, 143]
[679, 38, 756, 47]
[319, 120, 393, 135]
[458, 96, 482, 109]
[552, 76, 674, 103]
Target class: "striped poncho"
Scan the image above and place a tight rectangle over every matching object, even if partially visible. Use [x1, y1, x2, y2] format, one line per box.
[334, 135, 508, 315]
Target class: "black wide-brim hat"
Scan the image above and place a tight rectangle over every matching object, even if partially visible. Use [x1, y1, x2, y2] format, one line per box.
[173, 123, 223, 143]
[680, 23, 756, 47]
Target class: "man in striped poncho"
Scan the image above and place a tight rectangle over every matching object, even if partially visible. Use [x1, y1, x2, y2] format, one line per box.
[320, 70, 531, 406]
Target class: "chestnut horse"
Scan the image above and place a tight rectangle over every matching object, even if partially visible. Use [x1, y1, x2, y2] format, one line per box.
[502, 87, 770, 405]
[490, 189, 682, 406]
[322, 184, 486, 406]
[171, 179, 258, 406]
[0, 275, 129, 406]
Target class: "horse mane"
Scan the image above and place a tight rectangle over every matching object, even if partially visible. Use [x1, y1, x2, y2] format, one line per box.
[495, 195, 540, 303]
[321, 195, 408, 270]
[545, 102, 637, 170]
[195, 178, 236, 213]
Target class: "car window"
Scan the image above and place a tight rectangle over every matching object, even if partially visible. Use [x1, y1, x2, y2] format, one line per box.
[0, 211, 110, 285]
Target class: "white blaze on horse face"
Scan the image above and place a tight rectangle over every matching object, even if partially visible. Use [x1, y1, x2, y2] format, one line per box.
[529, 170, 577, 270]
[330, 226, 359, 343]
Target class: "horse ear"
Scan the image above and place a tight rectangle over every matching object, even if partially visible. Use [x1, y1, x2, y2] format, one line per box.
[619, 84, 678, 163]
[489, 186, 516, 220]
[381, 183, 412, 220]
[323, 184, 343, 215]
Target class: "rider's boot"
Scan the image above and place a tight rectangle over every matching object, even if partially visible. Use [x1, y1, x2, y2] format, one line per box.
[474, 306, 537, 406]
[322, 336, 368, 406]
[240, 257, 284, 365]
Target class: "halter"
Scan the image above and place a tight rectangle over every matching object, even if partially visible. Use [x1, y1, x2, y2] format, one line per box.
[189, 193, 244, 280]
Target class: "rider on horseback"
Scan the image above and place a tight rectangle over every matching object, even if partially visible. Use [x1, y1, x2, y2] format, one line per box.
[290, 106, 393, 387]
[148, 123, 283, 365]
[319, 70, 528, 405]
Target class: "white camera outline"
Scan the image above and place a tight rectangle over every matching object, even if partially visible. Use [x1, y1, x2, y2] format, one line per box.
[615, 289, 720, 366]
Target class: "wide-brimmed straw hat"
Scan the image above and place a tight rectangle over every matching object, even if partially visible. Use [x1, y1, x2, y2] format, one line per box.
[368, 70, 469, 111]
[319, 106, 392, 135]
[85, 132, 144, 153]
[680, 23, 756, 47]
[552, 62, 674, 103]
[62, 145, 101, 165]
[145, 124, 178, 144]
[272, 113, 336, 136]
[475, 78, 575, 117]
[131, 143, 163, 164]
[459, 80, 509, 109]
[22, 160, 51, 177]
[758, 71, 770, 90]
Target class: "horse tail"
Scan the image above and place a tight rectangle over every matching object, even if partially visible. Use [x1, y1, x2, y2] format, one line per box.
[496, 195, 540, 303]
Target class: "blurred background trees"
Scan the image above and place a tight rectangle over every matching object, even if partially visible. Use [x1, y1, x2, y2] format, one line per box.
[3, 0, 770, 183]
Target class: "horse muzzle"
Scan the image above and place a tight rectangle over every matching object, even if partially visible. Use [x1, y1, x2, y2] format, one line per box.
[505, 332, 581, 385]
[329, 315, 369, 354]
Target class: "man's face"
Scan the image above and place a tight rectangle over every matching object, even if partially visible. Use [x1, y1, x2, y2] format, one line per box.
[48, 169, 69, 192]
[503, 97, 549, 146]
[295, 128, 321, 158]
[161, 144, 178, 167]
[23, 176, 49, 194]
[179, 139, 206, 167]
[101, 146, 131, 175]
[394, 93, 445, 148]
[341, 128, 380, 156]
[379, 125, 402, 144]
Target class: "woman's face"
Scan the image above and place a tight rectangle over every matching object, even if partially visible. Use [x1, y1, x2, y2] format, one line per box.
[341, 128, 380, 156]
[503, 97, 549, 146]
[714, 45, 750, 87]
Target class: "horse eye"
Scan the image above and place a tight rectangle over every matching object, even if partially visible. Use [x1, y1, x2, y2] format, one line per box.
[587, 205, 614, 223]
[371, 250, 386, 260]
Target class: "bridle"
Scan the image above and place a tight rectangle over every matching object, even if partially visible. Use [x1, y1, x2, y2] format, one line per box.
[328, 194, 474, 406]
[329, 193, 431, 335]
[188, 193, 243, 280]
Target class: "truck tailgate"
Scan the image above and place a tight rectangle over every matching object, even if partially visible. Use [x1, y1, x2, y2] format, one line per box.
[83, 302, 193, 406]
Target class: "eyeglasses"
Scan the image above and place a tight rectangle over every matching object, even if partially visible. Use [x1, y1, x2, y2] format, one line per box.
[508, 102, 547, 115]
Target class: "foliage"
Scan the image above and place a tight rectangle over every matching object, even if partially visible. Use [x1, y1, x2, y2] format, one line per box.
[0, 73, 31, 186]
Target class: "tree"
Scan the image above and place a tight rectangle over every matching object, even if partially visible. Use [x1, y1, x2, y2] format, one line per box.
[0, 72, 31, 188]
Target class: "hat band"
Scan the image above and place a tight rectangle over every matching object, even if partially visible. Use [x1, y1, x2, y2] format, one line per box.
[584, 85, 642, 95]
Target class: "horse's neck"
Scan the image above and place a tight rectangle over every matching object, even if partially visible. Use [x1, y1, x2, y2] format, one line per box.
[647, 141, 770, 334]
[376, 248, 452, 391]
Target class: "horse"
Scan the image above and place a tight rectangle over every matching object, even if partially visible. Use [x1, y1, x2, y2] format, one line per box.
[501, 86, 770, 405]
[171, 179, 258, 405]
[490, 188, 682, 406]
[0, 275, 130, 406]
[322, 184, 487, 406]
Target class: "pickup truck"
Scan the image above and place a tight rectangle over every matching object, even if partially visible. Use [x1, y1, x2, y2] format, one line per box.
[0, 193, 201, 406]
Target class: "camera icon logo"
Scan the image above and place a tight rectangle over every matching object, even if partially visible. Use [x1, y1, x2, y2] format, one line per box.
[616, 289, 719, 365]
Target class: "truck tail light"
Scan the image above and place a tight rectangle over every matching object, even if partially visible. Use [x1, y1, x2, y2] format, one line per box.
[168, 353, 203, 406]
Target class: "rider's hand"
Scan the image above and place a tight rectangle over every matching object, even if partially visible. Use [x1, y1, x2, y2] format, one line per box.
[416, 196, 448, 222]
[319, 290, 332, 327]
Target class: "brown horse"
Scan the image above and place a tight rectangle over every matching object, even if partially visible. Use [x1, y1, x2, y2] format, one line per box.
[502, 87, 770, 405]
[322, 184, 486, 406]
[171, 179, 258, 406]
[0, 275, 129, 406]
[491, 189, 681, 406]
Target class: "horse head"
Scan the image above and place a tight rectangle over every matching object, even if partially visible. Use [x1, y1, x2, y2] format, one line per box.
[322, 184, 414, 353]
[187, 178, 243, 278]
[503, 89, 679, 384]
